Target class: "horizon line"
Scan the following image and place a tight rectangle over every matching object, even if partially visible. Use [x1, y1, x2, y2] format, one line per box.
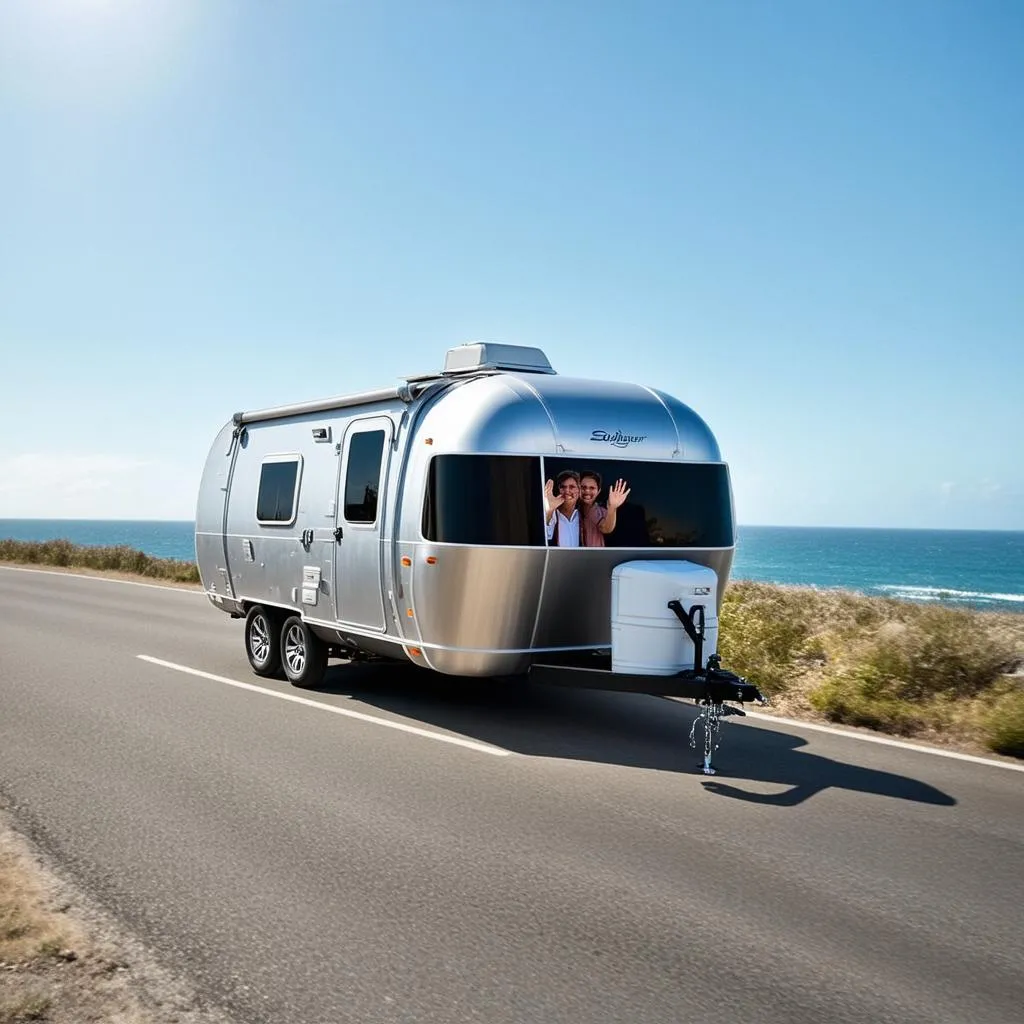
[1, 517, 1023, 534]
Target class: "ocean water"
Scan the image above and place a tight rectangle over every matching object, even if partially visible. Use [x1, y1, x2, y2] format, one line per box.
[734, 526, 1024, 613]
[0, 519, 197, 563]
[2, 519, 1022, 614]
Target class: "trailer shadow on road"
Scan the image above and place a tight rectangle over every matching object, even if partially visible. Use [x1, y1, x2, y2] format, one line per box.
[314, 661, 956, 809]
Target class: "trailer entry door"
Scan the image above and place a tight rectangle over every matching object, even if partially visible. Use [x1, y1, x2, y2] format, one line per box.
[334, 417, 392, 630]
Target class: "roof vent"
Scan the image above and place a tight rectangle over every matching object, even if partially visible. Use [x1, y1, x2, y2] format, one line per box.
[441, 342, 555, 376]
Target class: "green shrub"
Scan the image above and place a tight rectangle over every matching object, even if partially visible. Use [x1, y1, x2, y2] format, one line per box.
[809, 608, 1020, 736]
[717, 581, 916, 697]
[46, 538, 74, 567]
[718, 581, 815, 693]
[982, 686, 1024, 757]
[810, 669, 930, 735]
[0, 539, 200, 584]
[894, 606, 1017, 699]
[4, 539, 1022, 757]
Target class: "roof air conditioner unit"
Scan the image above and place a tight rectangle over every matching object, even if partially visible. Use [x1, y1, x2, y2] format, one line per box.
[441, 342, 555, 376]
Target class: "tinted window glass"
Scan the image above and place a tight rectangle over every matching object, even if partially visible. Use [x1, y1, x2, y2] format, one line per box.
[256, 459, 300, 523]
[344, 430, 385, 523]
[544, 458, 733, 547]
[423, 455, 544, 545]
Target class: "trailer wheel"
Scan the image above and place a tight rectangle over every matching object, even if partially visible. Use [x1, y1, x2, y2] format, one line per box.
[281, 615, 328, 689]
[244, 605, 283, 678]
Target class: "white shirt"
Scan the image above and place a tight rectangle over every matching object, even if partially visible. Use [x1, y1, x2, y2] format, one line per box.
[546, 507, 580, 546]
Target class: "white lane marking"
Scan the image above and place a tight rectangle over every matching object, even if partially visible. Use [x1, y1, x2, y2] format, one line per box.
[1, 565, 202, 594]
[136, 655, 511, 757]
[737, 708, 1024, 773]
[7, 560, 1017, 773]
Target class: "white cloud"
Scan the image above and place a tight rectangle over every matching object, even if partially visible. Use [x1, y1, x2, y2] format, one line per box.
[939, 478, 1006, 503]
[0, 453, 199, 519]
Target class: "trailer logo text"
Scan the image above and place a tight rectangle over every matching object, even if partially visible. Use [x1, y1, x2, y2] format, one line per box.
[590, 429, 648, 448]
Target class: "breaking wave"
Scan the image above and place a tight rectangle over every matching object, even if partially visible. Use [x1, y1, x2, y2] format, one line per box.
[875, 584, 1024, 606]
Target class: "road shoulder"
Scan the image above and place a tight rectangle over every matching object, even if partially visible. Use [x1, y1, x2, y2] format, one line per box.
[0, 807, 231, 1024]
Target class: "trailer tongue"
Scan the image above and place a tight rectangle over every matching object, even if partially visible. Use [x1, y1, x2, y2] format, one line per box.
[528, 655, 766, 776]
[528, 560, 768, 775]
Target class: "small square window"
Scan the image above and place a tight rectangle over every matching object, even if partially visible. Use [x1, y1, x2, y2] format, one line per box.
[256, 457, 302, 524]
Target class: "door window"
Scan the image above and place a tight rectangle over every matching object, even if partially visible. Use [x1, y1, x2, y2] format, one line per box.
[344, 430, 386, 523]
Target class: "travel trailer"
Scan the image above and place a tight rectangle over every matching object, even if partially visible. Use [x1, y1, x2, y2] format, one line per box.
[195, 342, 765, 773]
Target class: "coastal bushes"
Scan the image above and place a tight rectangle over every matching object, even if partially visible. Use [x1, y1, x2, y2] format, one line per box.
[981, 688, 1024, 757]
[1, 540, 1021, 758]
[720, 581, 1024, 757]
[0, 538, 200, 584]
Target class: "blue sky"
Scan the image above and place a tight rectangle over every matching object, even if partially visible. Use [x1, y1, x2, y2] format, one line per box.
[1, 0, 1021, 528]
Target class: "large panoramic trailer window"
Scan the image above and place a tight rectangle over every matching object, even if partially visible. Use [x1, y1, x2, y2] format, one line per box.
[422, 455, 545, 545]
[421, 454, 733, 548]
[542, 457, 734, 548]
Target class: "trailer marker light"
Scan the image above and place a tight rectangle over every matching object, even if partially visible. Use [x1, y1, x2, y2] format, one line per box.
[401, 556, 412, 567]
[425, 556, 437, 564]
[407, 608, 414, 617]
[425, 437, 433, 445]
[409, 647, 422, 657]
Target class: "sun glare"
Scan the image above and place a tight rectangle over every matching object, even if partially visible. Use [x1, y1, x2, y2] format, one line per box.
[1, 0, 210, 108]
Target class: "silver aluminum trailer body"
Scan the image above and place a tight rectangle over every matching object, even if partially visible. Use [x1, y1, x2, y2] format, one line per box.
[195, 343, 738, 680]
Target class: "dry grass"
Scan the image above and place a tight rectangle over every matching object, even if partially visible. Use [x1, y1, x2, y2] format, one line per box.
[3, 542, 1021, 757]
[720, 580, 1024, 757]
[0, 561, 1020, 1019]
[0, 816, 228, 1024]
[2, 549, 223, 1022]
[0, 839, 80, 966]
[0, 540, 199, 584]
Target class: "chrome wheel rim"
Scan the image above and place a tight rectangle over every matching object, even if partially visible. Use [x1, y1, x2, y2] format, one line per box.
[284, 624, 306, 675]
[249, 614, 271, 666]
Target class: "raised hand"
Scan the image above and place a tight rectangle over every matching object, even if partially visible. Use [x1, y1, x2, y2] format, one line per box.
[544, 478, 565, 515]
[607, 479, 630, 509]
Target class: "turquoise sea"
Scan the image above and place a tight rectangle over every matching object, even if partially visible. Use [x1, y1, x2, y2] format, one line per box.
[1, 519, 1022, 614]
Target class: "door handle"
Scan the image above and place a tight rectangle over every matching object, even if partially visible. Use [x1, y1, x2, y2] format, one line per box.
[333, 527, 344, 543]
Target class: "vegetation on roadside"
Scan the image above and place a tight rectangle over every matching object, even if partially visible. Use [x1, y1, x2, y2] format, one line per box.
[0, 820, 226, 1024]
[2, 539, 1022, 758]
[0, 829, 78, 1024]
[719, 580, 1024, 758]
[0, 538, 200, 584]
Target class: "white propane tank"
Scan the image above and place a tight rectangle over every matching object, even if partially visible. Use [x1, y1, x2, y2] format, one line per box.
[611, 560, 719, 675]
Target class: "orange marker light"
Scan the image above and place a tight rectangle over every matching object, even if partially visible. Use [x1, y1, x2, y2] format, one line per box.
[425, 556, 437, 565]
[424, 438, 434, 445]
[409, 647, 422, 657]
[406, 608, 414, 617]
[401, 556, 412, 567]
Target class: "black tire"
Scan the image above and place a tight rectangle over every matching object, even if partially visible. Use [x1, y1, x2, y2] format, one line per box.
[280, 615, 328, 689]
[244, 605, 283, 678]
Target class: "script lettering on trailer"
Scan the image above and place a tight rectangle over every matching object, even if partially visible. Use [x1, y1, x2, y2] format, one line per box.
[590, 429, 648, 449]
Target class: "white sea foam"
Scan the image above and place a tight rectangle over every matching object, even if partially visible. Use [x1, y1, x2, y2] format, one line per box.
[876, 584, 1024, 604]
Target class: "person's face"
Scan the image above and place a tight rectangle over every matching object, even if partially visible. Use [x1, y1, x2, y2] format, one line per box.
[579, 477, 600, 505]
[558, 477, 579, 508]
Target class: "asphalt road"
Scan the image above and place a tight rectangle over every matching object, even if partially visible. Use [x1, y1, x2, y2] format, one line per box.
[1, 566, 1022, 1024]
